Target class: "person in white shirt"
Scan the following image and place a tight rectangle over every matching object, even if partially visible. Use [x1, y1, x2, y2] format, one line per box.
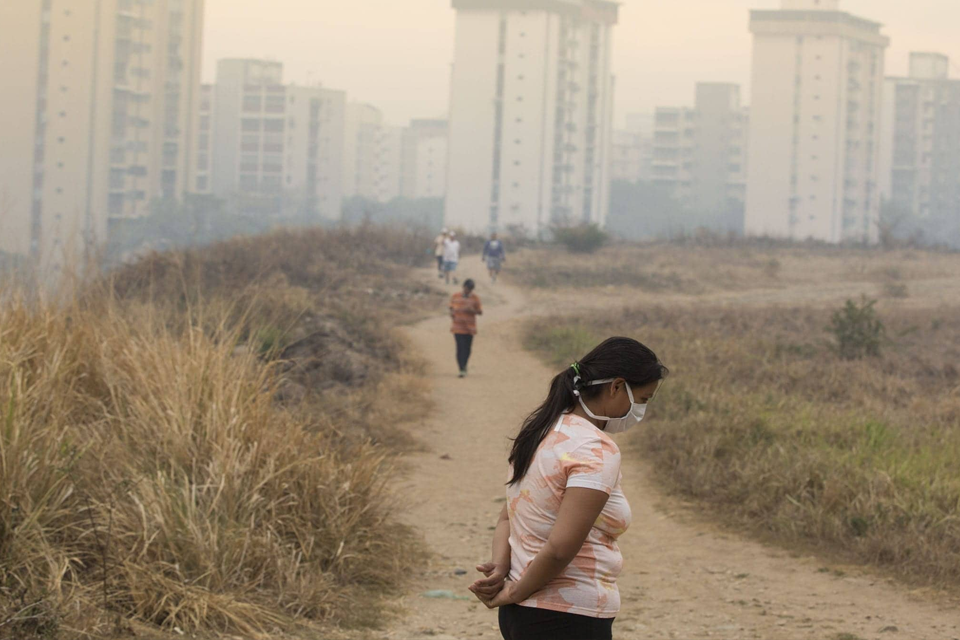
[434, 228, 449, 279]
[442, 232, 462, 285]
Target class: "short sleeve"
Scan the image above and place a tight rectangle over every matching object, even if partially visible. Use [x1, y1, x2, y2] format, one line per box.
[563, 436, 621, 495]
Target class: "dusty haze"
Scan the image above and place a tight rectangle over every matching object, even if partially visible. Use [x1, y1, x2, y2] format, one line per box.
[203, 0, 960, 125]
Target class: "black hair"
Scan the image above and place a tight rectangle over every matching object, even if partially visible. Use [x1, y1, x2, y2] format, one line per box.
[508, 337, 668, 486]
[463, 279, 476, 290]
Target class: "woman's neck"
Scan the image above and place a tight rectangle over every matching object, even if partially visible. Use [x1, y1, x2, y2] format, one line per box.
[569, 403, 605, 430]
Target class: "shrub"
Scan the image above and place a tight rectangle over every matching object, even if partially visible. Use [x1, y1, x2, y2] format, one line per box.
[552, 224, 608, 254]
[763, 258, 782, 279]
[881, 281, 909, 299]
[829, 297, 886, 360]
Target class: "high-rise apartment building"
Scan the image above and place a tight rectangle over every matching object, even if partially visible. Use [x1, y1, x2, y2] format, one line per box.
[445, 0, 619, 236]
[0, 0, 204, 274]
[885, 53, 960, 221]
[610, 113, 653, 184]
[374, 125, 404, 203]
[652, 83, 749, 211]
[341, 104, 407, 204]
[209, 59, 345, 220]
[194, 84, 214, 194]
[342, 103, 384, 201]
[286, 86, 346, 219]
[611, 132, 651, 184]
[745, 0, 888, 244]
[402, 119, 449, 200]
[211, 59, 286, 213]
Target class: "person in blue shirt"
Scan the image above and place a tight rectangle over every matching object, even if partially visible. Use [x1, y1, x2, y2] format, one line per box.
[482, 233, 507, 283]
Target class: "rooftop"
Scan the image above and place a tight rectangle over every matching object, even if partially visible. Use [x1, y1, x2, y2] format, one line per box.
[751, 9, 883, 34]
[452, 0, 619, 24]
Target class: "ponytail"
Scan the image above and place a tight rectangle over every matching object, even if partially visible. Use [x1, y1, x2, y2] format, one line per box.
[507, 366, 579, 486]
[507, 337, 668, 486]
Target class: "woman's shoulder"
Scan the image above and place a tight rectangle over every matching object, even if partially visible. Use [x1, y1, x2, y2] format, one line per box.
[558, 414, 620, 452]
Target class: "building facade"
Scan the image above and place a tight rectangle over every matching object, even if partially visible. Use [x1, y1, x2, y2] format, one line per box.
[374, 125, 404, 203]
[611, 113, 653, 184]
[0, 0, 204, 275]
[209, 59, 345, 220]
[745, 0, 888, 244]
[610, 130, 652, 184]
[402, 119, 449, 200]
[652, 83, 749, 211]
[286, 86, 346, 220]
[445, 0, 618, 236]
[341, 104, 410, 204]
[194, 84, 214, 194]
[885, 53, 960, 221]
[211, 59, 286, 213]
[342, 103, 384, 201]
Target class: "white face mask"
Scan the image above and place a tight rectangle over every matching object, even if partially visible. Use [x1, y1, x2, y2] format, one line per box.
[573, 377, 646, 434]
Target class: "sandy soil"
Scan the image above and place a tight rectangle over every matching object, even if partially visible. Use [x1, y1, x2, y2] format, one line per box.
[371, 271, 960, 640]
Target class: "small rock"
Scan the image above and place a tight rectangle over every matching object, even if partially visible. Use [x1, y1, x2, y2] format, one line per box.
[454, 568, 468, 576]
[880, 626, 900, 633]
[440, 454, 452, 460]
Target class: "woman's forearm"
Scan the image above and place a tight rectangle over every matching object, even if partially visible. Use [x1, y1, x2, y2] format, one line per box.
[491, 518, 511, 568]
[510, 541, 573, 603]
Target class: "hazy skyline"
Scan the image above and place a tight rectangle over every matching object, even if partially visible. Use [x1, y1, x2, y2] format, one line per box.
[203, 0, 959, 126]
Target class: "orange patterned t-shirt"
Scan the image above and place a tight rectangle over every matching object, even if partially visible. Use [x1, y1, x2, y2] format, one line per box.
[506, 413, 631, 619]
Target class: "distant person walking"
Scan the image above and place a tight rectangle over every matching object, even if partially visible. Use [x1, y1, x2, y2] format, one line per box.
[449, 279, 482, 378]
[442, 231, 461, 285]
[482, 232, 507, 283]
[434, 228, 449, 278]
[469, 337, 668, 640]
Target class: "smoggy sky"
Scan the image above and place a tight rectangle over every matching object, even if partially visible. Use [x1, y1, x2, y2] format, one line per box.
[202, 0, 960, 127]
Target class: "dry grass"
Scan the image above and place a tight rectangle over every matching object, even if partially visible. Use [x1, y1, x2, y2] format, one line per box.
[522, 242, 960, 589]
[507, 241, 960, 296]
[0, 226, 438, 638]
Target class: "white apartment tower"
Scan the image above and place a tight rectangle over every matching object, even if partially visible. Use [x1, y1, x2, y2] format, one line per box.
[402, 119, 449, 200]
[885, 53, 960, 221]
[211, 60, 286, 213]
[210, 60, 345, 220]
[194, 84, 214, 194]
[342, 104, 405, 204]
[745, 0, 889, 244]
[445, 0, 618, 236]
[0, 0, 204, 275]
[342, 103, 384, 201]
[286, 86, 346, 219]
[653, 83, 750, 212]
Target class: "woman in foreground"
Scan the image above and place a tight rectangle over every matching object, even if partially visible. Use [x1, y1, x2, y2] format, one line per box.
[469, 337, 668, 640]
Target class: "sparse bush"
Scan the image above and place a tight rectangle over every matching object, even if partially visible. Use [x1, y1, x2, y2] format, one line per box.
[552, 224, 608, 254]
[829, 297, 885, 359]
[763, 258, 782, 279]
[881, 281, 909, 299]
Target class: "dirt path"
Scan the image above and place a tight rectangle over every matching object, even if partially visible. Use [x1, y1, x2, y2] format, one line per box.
[375, 275, 959, 640]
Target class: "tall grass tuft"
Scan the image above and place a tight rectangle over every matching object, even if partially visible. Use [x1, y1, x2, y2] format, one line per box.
[0, 226, 436, 637]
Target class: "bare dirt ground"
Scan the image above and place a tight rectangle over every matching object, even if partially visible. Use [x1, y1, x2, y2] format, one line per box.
[371, 266, 960, 640]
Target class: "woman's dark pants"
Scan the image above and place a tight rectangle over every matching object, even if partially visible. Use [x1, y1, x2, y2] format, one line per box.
[499, 604, 614, 640]
[454, 333, 473, 371]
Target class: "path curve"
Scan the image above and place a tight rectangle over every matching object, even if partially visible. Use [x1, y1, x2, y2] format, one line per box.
[377, 274, 959, 640]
